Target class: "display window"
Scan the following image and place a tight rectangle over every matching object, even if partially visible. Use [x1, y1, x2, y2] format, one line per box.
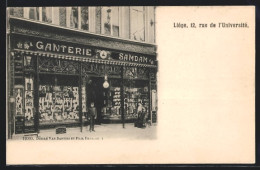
[123, 80, 149, 120]
[39, 74, 80, 125]
[101, 78, 122, 120]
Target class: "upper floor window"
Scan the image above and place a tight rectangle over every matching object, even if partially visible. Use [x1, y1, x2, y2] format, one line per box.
[101, 6, 119, 37]
[67, 7, 89, 31]
[8, 7, 154, 43]
[9, 7, 89, 31]
[81, 7, 89, 30]
[130, 6, 145, 42]
[29, 7, 39, 20]
[42, 7, 52, 23]
[26, 7, 52, 23]
[59, 7, 67, 27]
[70, 7, 78, 28]
[9, 7, 24, 18]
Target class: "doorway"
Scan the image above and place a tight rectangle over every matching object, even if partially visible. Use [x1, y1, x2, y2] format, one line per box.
[87, 77, 106, 124]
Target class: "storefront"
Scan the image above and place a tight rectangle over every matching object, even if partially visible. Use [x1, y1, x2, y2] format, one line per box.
[7, 17, 158, 135]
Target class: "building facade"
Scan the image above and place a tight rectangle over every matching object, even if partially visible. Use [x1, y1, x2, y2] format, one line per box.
[6, 6, 157, 138]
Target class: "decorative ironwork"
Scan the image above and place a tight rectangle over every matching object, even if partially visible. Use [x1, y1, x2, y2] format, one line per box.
[82, 63, 121, 77]
[137, 67, 149, 79]
[124, 67, 137, 79]
[124, 66, 149, 79]
[38, 57, 79, 74]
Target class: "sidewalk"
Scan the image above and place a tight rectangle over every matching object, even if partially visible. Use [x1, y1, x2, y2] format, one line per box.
[10, 123, 157, 140]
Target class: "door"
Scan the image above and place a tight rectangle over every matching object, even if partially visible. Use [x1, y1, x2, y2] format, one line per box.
[88, 77, 105, 124]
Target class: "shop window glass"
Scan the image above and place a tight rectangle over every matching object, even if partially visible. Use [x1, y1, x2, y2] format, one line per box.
[29, 7, 39, 20]
[42, 7, 52, 23]
[124, 80, 149, 121]
[102, 6, 119, 37]
[130, 6, 145, 41]
[39, 75, 80, 125]
[102, 79, 121, 121]
[81, 7, 89, 30]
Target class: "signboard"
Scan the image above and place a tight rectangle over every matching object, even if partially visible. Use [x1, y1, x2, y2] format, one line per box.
[111, 52, 155, 65]
[12, 35, 156, 65]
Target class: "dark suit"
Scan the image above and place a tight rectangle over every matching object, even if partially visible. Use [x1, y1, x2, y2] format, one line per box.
[88, 107, 97, 131]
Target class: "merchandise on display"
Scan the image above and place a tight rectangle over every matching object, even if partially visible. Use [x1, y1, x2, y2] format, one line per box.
[24, 77, 34, 125]
[39, 84, 79, 124]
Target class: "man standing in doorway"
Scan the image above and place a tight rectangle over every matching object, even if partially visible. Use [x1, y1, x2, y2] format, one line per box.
[88, 102, 97, 132]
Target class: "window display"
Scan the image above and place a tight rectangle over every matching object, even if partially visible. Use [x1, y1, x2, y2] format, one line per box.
[15, 87, 23, 116]
[101, 79, 121, 120]
[39, 75, 80, 125]
[24, 76, 34, 126]
[101, 79, 150, 122]
[124, 80, 149, 120]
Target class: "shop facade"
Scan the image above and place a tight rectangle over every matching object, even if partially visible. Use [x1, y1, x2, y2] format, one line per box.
[7, 17, 157, 137]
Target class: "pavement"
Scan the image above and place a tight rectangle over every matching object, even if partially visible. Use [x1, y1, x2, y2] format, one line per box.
[10, 123, 157, 140]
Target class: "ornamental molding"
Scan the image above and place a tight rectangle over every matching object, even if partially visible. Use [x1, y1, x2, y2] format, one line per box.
[10, 18, 156, 56]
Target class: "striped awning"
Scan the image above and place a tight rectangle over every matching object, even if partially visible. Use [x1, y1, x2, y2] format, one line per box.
[13, 49, 157, 68]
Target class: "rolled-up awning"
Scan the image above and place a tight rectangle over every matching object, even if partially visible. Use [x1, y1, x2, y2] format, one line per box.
[13, 49, 157, 68]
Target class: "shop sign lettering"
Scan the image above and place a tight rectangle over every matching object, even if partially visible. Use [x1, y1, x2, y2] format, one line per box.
[14, 37, 156, 65]
[35, 41, 92, 56]
[118, 53, 154, 64]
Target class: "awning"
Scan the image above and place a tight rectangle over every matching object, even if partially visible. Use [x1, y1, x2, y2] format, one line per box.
[13, 49, 157, 68]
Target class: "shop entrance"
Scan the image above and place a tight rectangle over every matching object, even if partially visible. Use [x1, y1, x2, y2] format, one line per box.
[87, 77, 106, 124]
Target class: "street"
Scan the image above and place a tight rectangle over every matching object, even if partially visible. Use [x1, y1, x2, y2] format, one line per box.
[11, 123, 157, 140]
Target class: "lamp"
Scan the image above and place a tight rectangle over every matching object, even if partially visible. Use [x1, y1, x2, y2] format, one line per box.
[9, 97, 15, 103]
[103, 74, 109, 88]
